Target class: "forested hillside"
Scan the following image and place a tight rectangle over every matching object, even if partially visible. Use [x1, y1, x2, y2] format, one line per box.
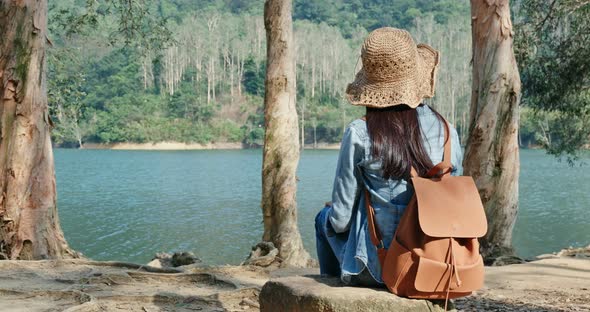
[46, 0, 553, 148]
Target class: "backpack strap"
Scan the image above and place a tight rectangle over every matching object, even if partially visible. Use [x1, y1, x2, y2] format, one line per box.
[365, 189, 387, 266]
[365, 187, 387, 267]
[364, 189, 381, 247]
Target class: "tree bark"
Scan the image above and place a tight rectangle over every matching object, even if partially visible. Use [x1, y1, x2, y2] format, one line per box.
[464, 0, 521, 260]
[260, 0, 312, 268]
[0, 0, 76, 260]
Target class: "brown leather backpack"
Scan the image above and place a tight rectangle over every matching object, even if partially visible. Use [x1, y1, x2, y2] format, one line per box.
[365, 120, 487, 309]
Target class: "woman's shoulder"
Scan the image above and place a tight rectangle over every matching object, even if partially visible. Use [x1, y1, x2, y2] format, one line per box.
[346, 118, 369, 139]
[416, 104, 435, 116]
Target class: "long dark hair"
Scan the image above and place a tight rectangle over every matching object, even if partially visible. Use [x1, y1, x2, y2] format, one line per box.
[366, 104, 445, 180]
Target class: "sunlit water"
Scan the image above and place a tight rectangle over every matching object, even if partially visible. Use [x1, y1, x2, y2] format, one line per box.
[54, 149, 590, 264]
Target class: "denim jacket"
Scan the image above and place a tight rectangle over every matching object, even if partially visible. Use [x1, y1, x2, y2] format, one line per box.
[324, 104, 463, 284]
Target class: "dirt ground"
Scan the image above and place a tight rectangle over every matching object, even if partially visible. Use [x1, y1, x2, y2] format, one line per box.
[455, 257, 590, 312]
[0, 256, 588, 312]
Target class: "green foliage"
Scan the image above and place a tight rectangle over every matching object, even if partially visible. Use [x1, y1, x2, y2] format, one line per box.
[243, 57, 266, 97]
[515, 0, 590, 159]
[49, 0, 173, 50]
[91, 93, 216, 144]
[45, 0, 489, 148]
[47, 34, 95, 147]
[211, 119, 245, 143]
[82, 48, 143, 110]
[245, 127, 265, 146]
[293, 0, 469, 36]
[168, 79, 215, 122]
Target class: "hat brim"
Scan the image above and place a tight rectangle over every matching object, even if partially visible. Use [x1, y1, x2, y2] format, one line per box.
[345, 43, 440, 108]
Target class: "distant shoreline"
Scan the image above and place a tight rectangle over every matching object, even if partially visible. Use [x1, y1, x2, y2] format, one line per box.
[58, 143, 583, 152]
[69, 142, 342, 151]
[81, 142, 247, 151]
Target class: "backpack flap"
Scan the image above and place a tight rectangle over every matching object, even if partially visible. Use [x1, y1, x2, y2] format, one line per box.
[411, 176, 487, 238]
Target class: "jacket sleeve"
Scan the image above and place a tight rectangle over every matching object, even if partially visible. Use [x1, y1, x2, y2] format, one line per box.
[328, 125, 364, 233]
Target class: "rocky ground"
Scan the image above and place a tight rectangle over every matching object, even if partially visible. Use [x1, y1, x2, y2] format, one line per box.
[455, 256, 590, 312]
[0, 247, 588, 312]
[0, 259, 270, 312]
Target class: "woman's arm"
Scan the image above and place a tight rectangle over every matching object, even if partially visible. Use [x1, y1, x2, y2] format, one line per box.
[328, 125, 364, 233]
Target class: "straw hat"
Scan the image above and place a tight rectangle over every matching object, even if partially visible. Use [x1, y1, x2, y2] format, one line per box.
[346, 27, 440, 108]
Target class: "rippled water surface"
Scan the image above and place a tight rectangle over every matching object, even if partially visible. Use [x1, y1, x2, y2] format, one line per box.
[55, 149, 589, 264]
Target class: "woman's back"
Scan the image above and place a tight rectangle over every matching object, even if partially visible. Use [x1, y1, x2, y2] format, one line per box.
[315, 27, 463, 287]
[329, 104, 463, 251]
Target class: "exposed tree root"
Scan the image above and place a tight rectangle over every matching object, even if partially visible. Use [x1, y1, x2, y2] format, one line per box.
[62, 259, 184, 273]
[0, 260, 262, 312]
[243, 242, 281, 268]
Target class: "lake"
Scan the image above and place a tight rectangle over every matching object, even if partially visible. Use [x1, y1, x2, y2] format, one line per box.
[54, 149, 590, 265]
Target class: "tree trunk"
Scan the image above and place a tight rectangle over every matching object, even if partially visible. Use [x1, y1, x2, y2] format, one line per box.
[464, 0, 521, 261]
[462, 110, 467, 145]
[0, 0, 76, 260]
[260, 0, 312, 268]
[311, 60, 315, 98]
[207, 57, 212, 105]
[313, 124, 317, 149]
[300, 99, 305, 151]
[451, 84, 456, 126]
[238, 52, 244, 97]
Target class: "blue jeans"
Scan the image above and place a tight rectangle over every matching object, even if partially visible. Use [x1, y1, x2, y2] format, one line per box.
[315, 206, 382, 286]
[315, 206, 345, 277]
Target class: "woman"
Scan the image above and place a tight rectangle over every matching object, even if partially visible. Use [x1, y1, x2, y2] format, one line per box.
[315, 27, 463, 286]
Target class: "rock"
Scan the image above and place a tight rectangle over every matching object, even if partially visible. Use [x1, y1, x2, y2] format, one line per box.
[155, 252, 172, 259]
[535, 253, 559, 260]
[556, 245, 590, 258]
[243, 242, 280, 267]
[482, 246, 519, 266]
[146, 259, 164, 268]
[259, 276, 454, 312]
[148, 252, 201, 268]
[240, 298, 260, 308]
[491, 255, 526, 266]
[148, 253, 173, 268]
[171, 251, 200, 267]
[535, 245, 590, 260]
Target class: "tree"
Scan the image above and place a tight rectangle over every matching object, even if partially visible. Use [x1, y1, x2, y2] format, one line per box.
[0, 0, 77, 259]
[1, 0, 171, 260]
[515, 0, 590, 160]
[48, 52, 93, 148]
[411, 14, 471, 134]
[259, 0, 312, 267]
[463, 0, 521, 262]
